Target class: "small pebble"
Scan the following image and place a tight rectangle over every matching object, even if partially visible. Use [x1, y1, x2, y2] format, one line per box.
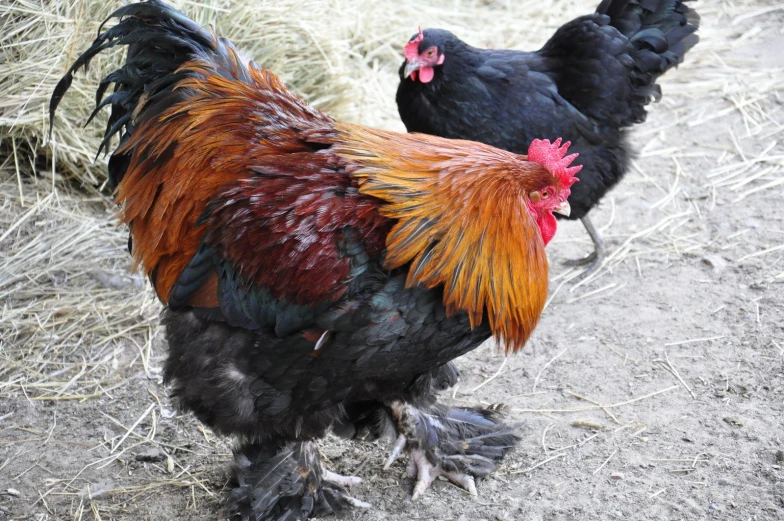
[723, 417, 745, 427]
[775, 450, 784, 462]
[709, 503, 723, 511]
[5, 488, 20, 497]
[718, 478, 730, 486]
[611, 472, 624, 480]
[701, 255, 727, 273]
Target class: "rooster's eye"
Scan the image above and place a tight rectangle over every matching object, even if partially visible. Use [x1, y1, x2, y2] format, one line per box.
[541, 189, 551, 199]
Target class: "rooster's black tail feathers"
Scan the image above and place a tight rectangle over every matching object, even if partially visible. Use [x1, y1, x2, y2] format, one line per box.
[49, 0, 223, 188]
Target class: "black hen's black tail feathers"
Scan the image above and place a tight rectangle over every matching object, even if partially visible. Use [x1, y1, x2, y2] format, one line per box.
[48, 0, 223, 188]
[599, 0, 700, 72]
[540, 0, 698, 129]
[601, 0, 699, 122]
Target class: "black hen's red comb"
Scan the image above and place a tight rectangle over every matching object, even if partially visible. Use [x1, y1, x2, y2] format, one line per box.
[404, 27, 424, 61]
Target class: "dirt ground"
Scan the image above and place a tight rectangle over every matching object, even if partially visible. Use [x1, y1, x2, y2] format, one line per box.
[1, 1, 783, 521]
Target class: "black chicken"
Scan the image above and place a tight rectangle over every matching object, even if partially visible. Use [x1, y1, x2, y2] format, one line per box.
[396, 0, 700, 277]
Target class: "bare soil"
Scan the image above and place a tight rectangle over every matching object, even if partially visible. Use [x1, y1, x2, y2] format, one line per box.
[1, 2, 783, 521]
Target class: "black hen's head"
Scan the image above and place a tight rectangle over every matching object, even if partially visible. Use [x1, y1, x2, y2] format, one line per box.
[400, 28, 461, 84]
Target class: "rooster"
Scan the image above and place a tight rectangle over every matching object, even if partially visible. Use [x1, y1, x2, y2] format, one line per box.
[396, 0, 700, 277]
[50, 1, 580, 519]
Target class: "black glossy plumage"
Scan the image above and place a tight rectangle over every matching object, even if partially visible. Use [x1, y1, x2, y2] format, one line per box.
[162, 273, 491, 441]
[396, 0, 700, 223]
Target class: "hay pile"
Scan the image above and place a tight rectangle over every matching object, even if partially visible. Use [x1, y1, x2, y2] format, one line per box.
[2, 0, 356, 188]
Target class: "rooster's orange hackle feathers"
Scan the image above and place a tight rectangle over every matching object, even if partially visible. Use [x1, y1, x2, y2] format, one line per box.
[334, 124, 552, 352]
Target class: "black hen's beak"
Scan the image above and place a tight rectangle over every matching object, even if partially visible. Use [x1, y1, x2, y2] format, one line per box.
[404, 60, 422, 79]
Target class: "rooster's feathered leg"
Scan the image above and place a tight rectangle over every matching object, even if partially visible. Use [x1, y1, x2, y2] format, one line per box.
[382, 401, 519, 499]
[228, 439, 369, 520]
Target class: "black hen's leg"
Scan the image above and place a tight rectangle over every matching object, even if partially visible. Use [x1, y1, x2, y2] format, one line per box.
[382, 401, 519, 499]
[563, 215, 607, 278]
[228, 439, 369, 521]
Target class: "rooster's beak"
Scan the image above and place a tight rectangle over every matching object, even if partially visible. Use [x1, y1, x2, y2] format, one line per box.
[553, 201, 571, 217]
[404, 60, 421, 79]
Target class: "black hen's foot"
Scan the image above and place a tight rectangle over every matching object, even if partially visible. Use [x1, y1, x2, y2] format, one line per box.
[228, 440, 369, 521]
[562, 215, 606, 279]
[567, 248, 605, 280]
[563, 250, 598, 267]
[383, 401, 519, 499]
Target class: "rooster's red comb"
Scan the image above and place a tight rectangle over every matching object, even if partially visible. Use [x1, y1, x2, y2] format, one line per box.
[404, 27, 424, 61]
[527, 138, 581, 187]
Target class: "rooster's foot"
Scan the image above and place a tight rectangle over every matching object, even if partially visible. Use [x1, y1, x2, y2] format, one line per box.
[382, 400, 519, 499]
[228, 440, 370, 520]
[322, 468, 364, 490]
[406, 448, 478, 499]
[384, 432, 479, 498]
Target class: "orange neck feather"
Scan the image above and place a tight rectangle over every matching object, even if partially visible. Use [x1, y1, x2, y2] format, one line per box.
[333, 123, 550, 352]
